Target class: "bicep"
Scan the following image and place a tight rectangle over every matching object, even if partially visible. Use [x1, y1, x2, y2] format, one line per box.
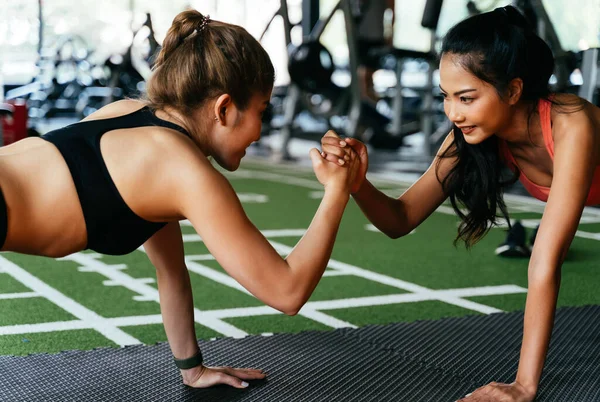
[178, 165, 288, 292]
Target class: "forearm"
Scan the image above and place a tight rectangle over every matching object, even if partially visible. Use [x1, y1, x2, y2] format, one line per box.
[156, 265, 198, 359]
[352, 179, 409, 238]
[516, 266, 561, 395]
[285, 186, 349, 303]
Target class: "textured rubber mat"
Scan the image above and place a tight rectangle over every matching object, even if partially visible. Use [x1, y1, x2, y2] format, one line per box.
[0, 306, 598, 401]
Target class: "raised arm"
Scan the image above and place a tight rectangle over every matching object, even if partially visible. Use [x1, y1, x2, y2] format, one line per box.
[321, 131, 455, 238]
[174, 147, 357, 316]
[143, 222, 265, 389]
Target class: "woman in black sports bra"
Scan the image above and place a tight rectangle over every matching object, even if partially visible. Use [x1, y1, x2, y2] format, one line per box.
[0, 11, 359, 390]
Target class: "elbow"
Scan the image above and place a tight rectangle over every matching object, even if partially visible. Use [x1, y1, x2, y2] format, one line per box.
[274, 303, 302, 316]
[282, 307, 301, 316]
[383, 228, 409, 239]
[271, 290, 306, 316]
[386, 231, 402, 239]
[279, 296, 305, 316]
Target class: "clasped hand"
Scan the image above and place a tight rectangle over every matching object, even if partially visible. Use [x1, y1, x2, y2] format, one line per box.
[312, 130, 368, 193]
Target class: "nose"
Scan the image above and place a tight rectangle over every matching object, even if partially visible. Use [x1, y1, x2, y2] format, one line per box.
[446, 102, 465, 123]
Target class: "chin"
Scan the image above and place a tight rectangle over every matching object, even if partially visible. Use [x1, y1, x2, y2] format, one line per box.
[214, 150, 245, 171]
[225, 157, 243, 171]
[463, 132, 489, 145]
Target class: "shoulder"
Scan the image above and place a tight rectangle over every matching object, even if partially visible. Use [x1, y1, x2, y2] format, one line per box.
[81, 99, 146, 121]
[550, 95, 596, 142]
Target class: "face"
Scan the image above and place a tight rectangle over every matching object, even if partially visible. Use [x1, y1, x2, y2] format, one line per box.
[210, 90, 272, 171]
[439, 53, 512, 144]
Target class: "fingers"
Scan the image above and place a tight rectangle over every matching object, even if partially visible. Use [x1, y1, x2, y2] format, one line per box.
[320, 140, 361, 166]
[309, 148, 324, 167]
[321, 138, 349, 162]
[322, 144, 349, 160]
[219, 367, 267, 381]
[212, 367, 266, 388]
[214, 371, 250, 389]
[322, 152, 349, 165]
[344, 137, 365, 148]
[321, 136, 346, 147]
[323, 129, 340, 139]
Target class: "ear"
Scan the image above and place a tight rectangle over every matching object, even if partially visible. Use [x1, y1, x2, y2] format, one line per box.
[507, 78, 523, 105]
[213, 94, 233, 124]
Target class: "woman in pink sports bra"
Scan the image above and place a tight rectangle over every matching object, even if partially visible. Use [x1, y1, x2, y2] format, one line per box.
[319, 5, 600, 402]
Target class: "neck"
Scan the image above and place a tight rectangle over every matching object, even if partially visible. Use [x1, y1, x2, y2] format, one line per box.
[156, 106, 213, 156]
[495, 100, 541, 146]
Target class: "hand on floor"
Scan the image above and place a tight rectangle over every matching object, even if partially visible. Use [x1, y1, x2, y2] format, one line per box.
[456, 381, 535, 402]
[181, 364, 266, 388]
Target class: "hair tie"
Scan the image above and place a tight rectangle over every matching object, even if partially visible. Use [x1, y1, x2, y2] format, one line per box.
[198, 14, 211, 33]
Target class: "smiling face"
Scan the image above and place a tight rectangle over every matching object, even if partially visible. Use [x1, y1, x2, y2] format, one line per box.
[209, 91, 272, 171]
[439, 53, 515, 145]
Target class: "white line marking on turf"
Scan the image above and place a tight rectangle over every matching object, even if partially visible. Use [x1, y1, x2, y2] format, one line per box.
[231, 166, 600, 240]
[177, 227, 528, 323]
[0, 292, 40, 300]
[365, 224, 415, 235]
[180, 229, 308, 243]
[322, 270, 350, 277]
[0, 285, 526, 336]
[185, 260, 251, 295]
[64, 252, 249, 339]
[0, 320, 92, 335]
[270, 241, 526, 315]
[298, 309, 357, 329]
[60, 253, 157, 301]
[236, 193, 269, 203]
[0, 255, 141, 346]
[230, 169, 323, 189]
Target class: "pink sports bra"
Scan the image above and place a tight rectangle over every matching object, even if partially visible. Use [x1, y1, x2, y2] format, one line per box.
[500, 98, 600, 206]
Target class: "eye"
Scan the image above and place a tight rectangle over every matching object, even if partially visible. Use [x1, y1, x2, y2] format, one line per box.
[460, 96, 474, 103]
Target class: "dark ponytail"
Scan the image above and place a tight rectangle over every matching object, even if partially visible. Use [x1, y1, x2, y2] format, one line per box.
[437, 6, 555, 247]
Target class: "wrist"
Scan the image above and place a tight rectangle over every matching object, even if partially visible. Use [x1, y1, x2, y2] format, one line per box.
[352, 178, 369, 195]
[180, 364, 206, 386]
[351, 178, 371, 199]
[515, 377, 538, 399]
[174, 349, 203, 370]
[324, 184, 350, 200]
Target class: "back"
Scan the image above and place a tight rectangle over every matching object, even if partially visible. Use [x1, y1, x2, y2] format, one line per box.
[41, 104, 191, 255]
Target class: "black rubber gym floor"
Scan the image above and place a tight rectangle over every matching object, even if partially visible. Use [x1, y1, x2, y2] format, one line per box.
[1, 305, 598, 401]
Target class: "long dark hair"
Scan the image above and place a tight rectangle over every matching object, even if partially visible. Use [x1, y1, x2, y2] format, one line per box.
[436, 6, 556, 248]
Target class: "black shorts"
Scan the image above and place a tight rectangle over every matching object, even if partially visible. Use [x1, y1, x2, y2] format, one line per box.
[0, 187, 6, 248]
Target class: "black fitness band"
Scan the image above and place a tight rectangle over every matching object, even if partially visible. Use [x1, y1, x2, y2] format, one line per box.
[174, 350, 203, 370]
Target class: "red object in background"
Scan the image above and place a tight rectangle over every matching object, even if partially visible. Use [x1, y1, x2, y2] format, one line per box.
[1, 99, 28, 145]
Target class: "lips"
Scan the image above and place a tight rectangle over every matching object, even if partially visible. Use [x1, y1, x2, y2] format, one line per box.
[458, 126, 476, 135]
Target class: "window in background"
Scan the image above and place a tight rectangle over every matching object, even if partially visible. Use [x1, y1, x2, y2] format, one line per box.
[0, 0, 40, 85]
[140, 0, 301, 86]
[393, 0, 431, 52]
[543, 0, 600, 51]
